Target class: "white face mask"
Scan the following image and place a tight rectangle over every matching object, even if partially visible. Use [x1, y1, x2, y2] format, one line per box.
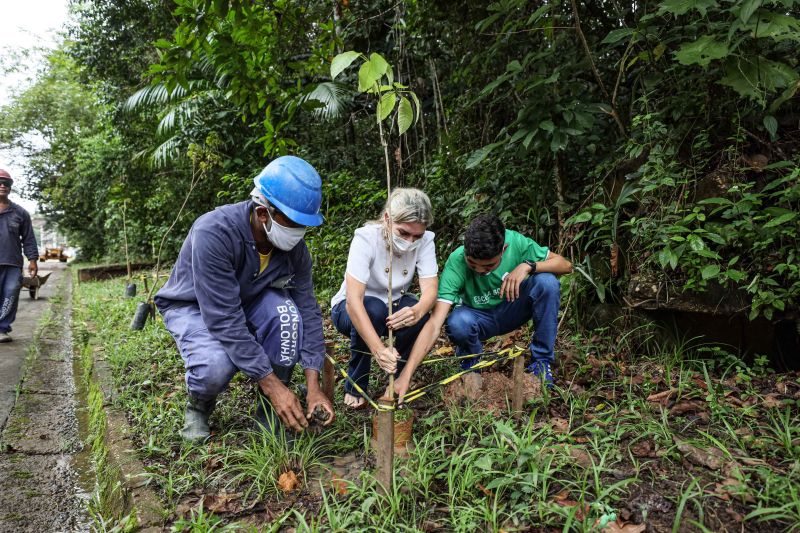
[392, 232, 422, 253]
[263, 209, 306, 251]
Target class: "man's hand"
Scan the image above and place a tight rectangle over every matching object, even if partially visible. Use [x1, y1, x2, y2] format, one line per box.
[500, 263, 533, 301]
[386, 305, 422, 330]
[306, 388, 335, 426]
[373, 346, 399, 373]
[258, 373, 308, 432]
[28, 260, 38, 278]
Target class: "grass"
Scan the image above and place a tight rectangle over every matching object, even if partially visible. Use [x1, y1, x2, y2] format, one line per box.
[73, 275, 800, 532]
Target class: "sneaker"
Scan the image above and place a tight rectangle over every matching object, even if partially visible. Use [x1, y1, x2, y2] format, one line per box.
[0, 332, 11, 343]
[526, 360, 553, 388]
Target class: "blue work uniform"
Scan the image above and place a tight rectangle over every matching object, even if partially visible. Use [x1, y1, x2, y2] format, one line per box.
[155, 200, 325, 401]
[0, 202, 39, 333]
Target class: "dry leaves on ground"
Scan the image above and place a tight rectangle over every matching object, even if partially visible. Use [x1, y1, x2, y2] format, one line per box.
[646, 388, 678, 406]
[675, 439, 725, 470]
[602, 519, 646, 533]
[278, 470, 301, 493]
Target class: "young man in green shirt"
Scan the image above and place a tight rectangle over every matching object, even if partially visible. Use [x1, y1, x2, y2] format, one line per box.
[392, 214, 572, 398]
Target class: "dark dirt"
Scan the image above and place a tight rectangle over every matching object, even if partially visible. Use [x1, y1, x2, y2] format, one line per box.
[443, 370, 542, 412]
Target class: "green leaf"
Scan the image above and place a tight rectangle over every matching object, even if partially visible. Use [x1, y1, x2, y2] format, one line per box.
[763, 212, 797, 228]
[702, 264, 720, 279]
[331, 51, 361, 80]
[720, 56, 799, 101]
[658, 0, 718, 16]
[539, 119, 555, 132]
[772, 299, 785, 311]
[475, 455, 493, 470]
[397, 96, 413, 135]
[602, 28, 634, 44]
[377, 91, 396, 122]
[572, 212, 593, 224]
[408, 91, 421, 124]
[358, 59, 384, 93]
[725, 269, 747, 282]
[466, 142, 501, 169]
[506, 60, 522, 73]
[768, 80, 800, 113]
[675, 35, 729, 67]
[368, 53, 389, 77]
[739, 0, 761, 24]
[763, 115, 778, 139]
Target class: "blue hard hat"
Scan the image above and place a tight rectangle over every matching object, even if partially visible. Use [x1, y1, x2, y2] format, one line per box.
[253, 156, 324, 227]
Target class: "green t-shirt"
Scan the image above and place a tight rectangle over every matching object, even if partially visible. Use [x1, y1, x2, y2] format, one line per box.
[438, 229, 549, 309]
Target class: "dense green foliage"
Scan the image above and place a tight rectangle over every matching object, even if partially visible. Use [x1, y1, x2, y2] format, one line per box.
[2, 0, 799, 315]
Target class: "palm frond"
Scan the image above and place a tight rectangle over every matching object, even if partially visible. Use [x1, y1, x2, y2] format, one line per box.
[300, 82, 354, 121]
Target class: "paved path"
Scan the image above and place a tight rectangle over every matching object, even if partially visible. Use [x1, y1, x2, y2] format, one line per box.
[0, 263, 90, 532]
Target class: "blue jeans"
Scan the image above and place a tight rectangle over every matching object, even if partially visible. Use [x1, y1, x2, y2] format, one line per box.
[445, 274, 560, 370]
[331, 295, 429, 397]
[161, 289, 301, 401]
[0, 266, 22, 333]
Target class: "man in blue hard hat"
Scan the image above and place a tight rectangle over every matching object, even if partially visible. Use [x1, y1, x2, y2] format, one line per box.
[155, 156, 335, 442]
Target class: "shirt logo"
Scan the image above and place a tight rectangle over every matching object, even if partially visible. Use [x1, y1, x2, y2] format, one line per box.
[277, 299, 299, 364]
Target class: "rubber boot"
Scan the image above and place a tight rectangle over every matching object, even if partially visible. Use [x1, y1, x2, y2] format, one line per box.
[181, 395, 216, 443]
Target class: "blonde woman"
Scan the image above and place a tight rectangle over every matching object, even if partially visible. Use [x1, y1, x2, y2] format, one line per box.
[331, 188, 438, 409]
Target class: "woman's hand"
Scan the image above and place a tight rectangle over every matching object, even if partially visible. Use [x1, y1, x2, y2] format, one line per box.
[373, 346, 399, 373]
[386, 304, 422, 330]
[388, 375, 411, 405]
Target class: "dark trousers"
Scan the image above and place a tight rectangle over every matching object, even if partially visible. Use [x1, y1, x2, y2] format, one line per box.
[0, 266, 22, 333]
[331, 295, 429, 397]
[445, 274, 560, 370]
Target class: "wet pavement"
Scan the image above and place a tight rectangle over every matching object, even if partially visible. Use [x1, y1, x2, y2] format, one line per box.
[0, 263, 90, 532]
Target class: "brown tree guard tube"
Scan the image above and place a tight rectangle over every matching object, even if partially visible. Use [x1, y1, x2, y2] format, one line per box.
[375, 399, 394, 494]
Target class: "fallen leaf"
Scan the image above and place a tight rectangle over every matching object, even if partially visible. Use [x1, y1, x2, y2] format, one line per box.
[631, 440, 653, 458]
[330, 475, 348, 495]
[776, 382, 789, 395]
[762, 394, 783, 409]
[551, 417, 570, 434]
[554, 499, 589, 520]
[646, 388, 678, 405]
[675, 439, 725, 470]
[602, 519, 646, 533]
[568, 446, 593, 468]
[476, 483, 493, 497]
[713, 477, 754, 504]
[629, 375, 644, 386]
[203, 492, 243, 514]
[278, 470, 301, 493]
[433, 346, 454, 356]
[669, 400, 704, 416]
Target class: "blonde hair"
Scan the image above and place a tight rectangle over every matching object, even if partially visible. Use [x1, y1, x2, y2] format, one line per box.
[369, 187, 434, 228]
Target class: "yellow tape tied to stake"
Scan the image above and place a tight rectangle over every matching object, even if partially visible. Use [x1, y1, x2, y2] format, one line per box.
[325, 347, 525, 411]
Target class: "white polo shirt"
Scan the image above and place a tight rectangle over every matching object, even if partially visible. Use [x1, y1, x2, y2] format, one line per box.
[331, 224, 438, 308]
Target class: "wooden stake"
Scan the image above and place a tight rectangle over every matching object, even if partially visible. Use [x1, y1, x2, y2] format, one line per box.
[375, 400, 394, 495]
[511, 353, 526, 419]
[323, 340, 336, 402]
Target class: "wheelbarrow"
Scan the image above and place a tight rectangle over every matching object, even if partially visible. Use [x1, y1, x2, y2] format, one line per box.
[22, 272, 52, 300]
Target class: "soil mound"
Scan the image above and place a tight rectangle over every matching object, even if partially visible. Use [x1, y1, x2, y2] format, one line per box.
[443, 371, 541, 412]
